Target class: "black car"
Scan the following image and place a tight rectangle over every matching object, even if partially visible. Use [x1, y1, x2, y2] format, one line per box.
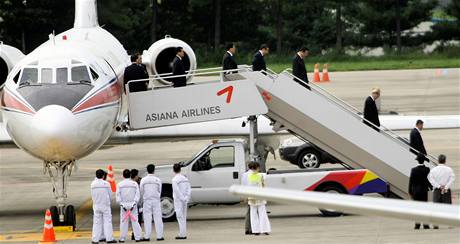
[279, 137, 341, 168]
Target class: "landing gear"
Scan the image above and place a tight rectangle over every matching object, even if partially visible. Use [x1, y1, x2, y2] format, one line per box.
[44, 160, 77, 229]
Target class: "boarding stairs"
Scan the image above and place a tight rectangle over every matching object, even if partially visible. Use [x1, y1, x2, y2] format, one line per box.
[126, 66, 438, 199]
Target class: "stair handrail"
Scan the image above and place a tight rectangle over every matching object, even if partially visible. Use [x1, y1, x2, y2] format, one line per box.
[281, 69, 438, 167]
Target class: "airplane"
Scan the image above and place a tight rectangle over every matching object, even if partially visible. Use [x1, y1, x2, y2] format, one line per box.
[229, 185, 460, 227]
[0, 0, 459, 229]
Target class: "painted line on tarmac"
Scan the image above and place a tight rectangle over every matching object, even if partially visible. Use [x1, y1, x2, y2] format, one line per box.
[0, 231, 124, 242]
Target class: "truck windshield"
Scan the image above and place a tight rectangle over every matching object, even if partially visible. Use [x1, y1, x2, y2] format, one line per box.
[180, 144, 213, 166]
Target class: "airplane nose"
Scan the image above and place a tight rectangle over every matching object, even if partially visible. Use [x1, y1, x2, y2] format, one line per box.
[31, 105, 78, 157]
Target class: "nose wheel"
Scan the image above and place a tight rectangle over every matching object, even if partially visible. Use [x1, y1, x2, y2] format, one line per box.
[44, 160, 77, 230]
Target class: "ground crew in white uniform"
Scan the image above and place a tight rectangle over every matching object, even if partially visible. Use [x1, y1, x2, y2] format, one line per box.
[242, 162, 255, 235]
[140, 164, 164, 241]
[247, 162, 271, 235]
[116, 169, 142, 242]
[91, 169, 116, 244]
[172, 163, 191, 240]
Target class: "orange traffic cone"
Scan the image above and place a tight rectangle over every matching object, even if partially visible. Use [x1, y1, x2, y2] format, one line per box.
[321, 63, 330, 82]
[107, 165, 117, 192]
[313, 63, 321, 82]
[41, 209, 56, 242]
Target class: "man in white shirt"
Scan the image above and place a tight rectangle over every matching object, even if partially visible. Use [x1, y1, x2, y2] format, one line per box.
[91, 169, 116, 244]
[116, 169, 142, 242]
[172, 163, 191, 240]
[140, 164, 164, 241]
[428, 154, 455, 229]
[242, 162, 255, 235]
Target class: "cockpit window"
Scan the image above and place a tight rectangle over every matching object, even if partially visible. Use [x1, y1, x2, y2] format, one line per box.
[19, 68, 38, 85]
[71, 66, 90, 83]
[41, 68, 53, 83]
[56, 68, 68, 83]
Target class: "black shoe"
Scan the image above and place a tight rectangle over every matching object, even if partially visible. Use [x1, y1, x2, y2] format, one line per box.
[106, 241, 117, 244]
[99, 239, 106, 243]
[175, 236, 187, 240]
[118, 241, 125, 243]
[414, 224, 421, 229]
[140, 238, 150, 242]
[263, 233, 270, 235]
[423, 225, 430, 229]
[434, 226, 439, 229]
[92, 242, 99, 244]
[136, 240, 142, 243]
[254, 233, 260, 236]
[156, 238, 164, 241]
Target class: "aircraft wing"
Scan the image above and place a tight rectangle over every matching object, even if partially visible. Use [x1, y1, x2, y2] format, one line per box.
[228, 185, 460, 227]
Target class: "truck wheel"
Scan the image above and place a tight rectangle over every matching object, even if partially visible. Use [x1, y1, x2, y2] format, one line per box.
[64, 205, 76, 231]
[297, 149, 321, 169]
[318, 185, 345, 217]
[161, 186, 176, 222]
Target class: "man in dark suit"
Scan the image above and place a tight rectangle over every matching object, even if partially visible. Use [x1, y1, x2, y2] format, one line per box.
[252, 44, 269, 71]
[222, 43, 238, 73]
[171, 47, 187, 88]
[410, 120, 427, 156]
[123, 53, 149, 93]
[292, 47, 309, 83]
[409, 153, 432, 229]
[363, 88, 381, 131]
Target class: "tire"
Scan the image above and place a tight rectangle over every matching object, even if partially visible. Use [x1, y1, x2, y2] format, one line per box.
[161, 185, 176, 222]
[317, 185, 346, 217]
[49, 206, 61, 226]
[297, 149, 321, 169]
[64, 205, 76, 231]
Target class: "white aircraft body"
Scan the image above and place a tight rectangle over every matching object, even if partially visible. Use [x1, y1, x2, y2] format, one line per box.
[0, 0, 459, 228]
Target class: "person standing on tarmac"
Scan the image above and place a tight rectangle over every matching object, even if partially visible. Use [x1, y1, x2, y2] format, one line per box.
[171, 47, 187, 88]
[428, 154, 455, 229]
[116, 169, 142, 242]
[91, 169, 116, 244]
[408, 154, 432, 229]
[252, 44, 269, 72]
[172, 163, 191, 240]
[247, 162, 271, 235]
[130, 169, 143, 241]
[363, 88, 381, 131]
[140, 164, 164, 241]
[242, 162, 255, 235]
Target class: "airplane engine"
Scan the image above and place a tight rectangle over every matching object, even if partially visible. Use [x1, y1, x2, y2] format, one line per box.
[142, 35, 197, 85]
[0, 43, 24, 87]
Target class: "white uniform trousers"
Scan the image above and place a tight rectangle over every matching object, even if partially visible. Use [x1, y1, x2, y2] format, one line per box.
[92, 207, 114, 242]
[143, 200, 164, 239]
[174, 200, 188, 237]
[119, 206, 142, 241]
[250, 204, 271, 234]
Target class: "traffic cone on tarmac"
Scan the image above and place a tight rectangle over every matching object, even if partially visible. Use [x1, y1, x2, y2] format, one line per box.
[313, 63, 321, 82]
[107, 165, 117, 192]
[41, 209, 56, 242]
[321, 63, 330, 82]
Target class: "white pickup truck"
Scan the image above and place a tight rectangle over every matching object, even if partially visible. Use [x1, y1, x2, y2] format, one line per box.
[154, 140, 388, 221]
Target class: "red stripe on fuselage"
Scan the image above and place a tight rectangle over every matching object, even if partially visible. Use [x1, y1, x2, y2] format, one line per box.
[1, 90, 35, 114]
[72, 82, 121, 113]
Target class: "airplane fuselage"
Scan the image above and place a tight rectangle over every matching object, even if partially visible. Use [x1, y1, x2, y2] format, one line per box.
[1, 26, 129, 161]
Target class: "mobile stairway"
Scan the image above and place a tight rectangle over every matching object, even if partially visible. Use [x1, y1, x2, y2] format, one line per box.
[126, 66, 438, 199]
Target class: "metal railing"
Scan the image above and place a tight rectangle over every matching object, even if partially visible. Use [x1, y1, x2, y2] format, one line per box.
[280, 69, 438, 167]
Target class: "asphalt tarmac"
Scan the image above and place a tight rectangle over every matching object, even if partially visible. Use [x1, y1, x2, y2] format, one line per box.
[0, 68, 459, 243]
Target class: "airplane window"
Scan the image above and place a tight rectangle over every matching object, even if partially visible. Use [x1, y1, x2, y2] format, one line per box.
[12, 71, 20, 84]
[71, 66, 90, 83]
[56, 68, 68, 83]
[41, 68, 53, 83]
[19, 68, 38, 85]
[90, 68, 99, 81]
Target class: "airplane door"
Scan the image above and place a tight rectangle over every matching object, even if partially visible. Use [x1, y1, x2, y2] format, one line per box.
[188, 146, 240, 203]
